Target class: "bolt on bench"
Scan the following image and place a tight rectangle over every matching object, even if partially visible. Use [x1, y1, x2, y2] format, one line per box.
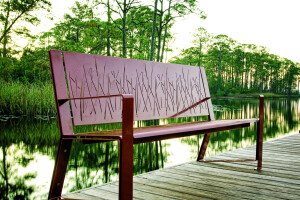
[48, 50, 264, 199]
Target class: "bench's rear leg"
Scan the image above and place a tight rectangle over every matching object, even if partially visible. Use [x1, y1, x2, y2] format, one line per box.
[119, 140, 133, 200]
[256, 95, 264, 171]
[49, 139, 72, 199]
[197, 133, 211, 161]
[256, 122, 263, 170]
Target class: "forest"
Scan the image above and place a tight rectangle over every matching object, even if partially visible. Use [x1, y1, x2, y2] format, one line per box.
[0, 0, 299, 116]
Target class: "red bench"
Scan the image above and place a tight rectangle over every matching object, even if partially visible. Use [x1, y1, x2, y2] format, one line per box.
[48, 50, 264, 199]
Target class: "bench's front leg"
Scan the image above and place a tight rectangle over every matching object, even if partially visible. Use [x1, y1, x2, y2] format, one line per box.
[197, 133, 211, 161]
[119, 139, 133, 200]
[49, 139, 72, 199]
[119, 95, 134, 200]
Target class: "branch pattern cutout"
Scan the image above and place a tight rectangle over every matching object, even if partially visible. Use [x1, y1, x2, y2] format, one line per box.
[64, 54, 209, 125]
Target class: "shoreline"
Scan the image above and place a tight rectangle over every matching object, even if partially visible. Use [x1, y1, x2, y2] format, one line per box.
[0, 81, 299, 117]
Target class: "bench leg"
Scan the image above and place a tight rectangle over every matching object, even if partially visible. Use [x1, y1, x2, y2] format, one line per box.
[119, 140, 133, 200]
[256, 122, 263, 170]
[197, 133, 211, 161]
[256, 95, 264, 171]
[48, 139, 72, 199]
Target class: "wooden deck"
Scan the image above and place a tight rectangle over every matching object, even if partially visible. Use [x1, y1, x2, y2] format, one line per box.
[63, 133, 300, 199]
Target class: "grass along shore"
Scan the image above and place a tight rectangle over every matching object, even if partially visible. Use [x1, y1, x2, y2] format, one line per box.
[0, 81, 56, 117]
[0, 81, 299, 118]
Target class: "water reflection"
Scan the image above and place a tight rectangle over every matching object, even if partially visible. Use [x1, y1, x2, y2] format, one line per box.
[0, 119, 59, 199]
[0, 98, 299, 199]
[181, 98, 300, 158]
[65, 141, 119, 192]
[64, 140, 168, 193]
[0, 143, 36, 200]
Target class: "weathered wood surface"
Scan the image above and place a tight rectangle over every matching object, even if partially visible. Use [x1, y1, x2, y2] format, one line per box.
[63, 133, 300, 200]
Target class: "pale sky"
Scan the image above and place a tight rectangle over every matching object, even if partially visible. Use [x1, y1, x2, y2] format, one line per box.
[30, 0, 300, 63]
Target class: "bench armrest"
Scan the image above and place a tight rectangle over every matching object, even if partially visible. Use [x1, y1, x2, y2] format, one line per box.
[57, 94, 134, 137]
[169, 97, 211, 118]
[170, 95, 264, 120]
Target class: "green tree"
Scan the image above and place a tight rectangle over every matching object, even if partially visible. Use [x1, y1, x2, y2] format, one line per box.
[94, 0, 120, 56]
[0, 0, 51, 58]
[149, 0, 158, 61]
[42, 1, 110, 54]
[192, 27, 210, 67]
[206, 34, 231, 93]
[13, 47, 50, 83]
[156, 0, 205, 62]
[126, 6, 153, 59]
[170, 26, 300, 95]
[115, 0, 140, 57]
[282, 59, 299, 94]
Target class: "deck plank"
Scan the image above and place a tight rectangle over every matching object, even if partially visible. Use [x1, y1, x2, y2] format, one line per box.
[63, 133, 300, 199]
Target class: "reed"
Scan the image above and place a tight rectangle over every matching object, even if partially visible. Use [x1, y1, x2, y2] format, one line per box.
[0, 81, 56, 117]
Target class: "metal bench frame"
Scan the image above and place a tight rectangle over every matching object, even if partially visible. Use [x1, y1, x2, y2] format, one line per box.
[48, 50, 264, 199]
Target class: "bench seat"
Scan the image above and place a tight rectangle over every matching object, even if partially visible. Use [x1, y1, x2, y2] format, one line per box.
[73, 118, 258, 143]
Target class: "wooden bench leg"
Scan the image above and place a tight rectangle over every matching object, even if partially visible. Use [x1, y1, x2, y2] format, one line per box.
[48, 139, 72, 199]
[119, 139, 133, 200]
[197, 133, 211, 161]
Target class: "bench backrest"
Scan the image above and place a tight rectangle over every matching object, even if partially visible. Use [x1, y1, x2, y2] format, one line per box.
[49, 50, 214, 134]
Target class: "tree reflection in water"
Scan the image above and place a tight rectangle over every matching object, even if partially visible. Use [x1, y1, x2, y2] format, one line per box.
[0, 127, 36, 200]
[67, 140, 169, 191]
[0, 98, 299, 199]
[180, 98, 300, 158]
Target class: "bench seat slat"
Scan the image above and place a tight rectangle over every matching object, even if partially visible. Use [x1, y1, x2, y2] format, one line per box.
[73, 119, 258, 143]
[133, 119, 258, 142]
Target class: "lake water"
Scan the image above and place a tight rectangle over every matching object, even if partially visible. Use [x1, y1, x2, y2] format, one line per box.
[0, 98, 299, 199]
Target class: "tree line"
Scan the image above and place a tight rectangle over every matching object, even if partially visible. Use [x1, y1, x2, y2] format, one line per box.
[171, 28, 300, 95]
[0, 0, 299, 95]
